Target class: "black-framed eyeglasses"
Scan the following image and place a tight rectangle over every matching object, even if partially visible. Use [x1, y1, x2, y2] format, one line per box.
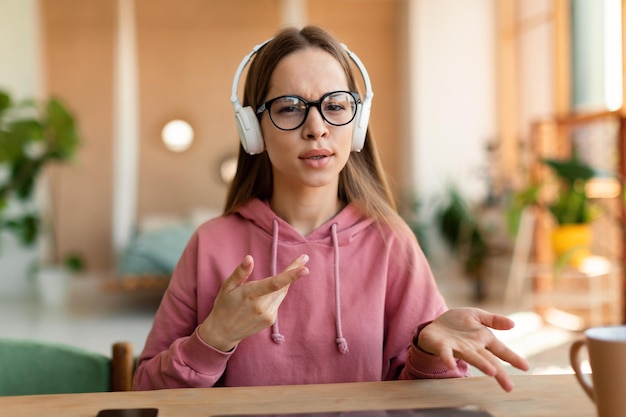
[256, 90, 360, 131]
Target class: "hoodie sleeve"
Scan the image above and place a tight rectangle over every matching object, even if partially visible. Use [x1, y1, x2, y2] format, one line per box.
[398, 323, 471, 380]
[381, 226, 470, 381]
[133, 231, 232, 390]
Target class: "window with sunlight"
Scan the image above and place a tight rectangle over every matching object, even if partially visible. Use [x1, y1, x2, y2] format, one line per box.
[571, 0, 623, 112]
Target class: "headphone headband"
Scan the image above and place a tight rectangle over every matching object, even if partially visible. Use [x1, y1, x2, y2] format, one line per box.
[230, 39, 272, 110]
[340, 43, 374, 107]
[231, 37, 373, 154]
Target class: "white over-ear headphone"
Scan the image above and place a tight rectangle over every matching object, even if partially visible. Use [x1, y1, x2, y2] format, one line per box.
[230, 39, 374, 155]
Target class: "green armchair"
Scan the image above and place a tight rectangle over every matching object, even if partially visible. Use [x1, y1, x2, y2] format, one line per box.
[0, 338, 134, 396]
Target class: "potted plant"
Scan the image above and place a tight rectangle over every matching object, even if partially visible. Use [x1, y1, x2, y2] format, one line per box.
[0, 89, 84, 301]
[507, 151, 605, 267]
[435, 186, 490, 301]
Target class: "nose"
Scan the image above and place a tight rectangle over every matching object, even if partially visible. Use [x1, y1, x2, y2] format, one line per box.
[302, 105, 328, 140]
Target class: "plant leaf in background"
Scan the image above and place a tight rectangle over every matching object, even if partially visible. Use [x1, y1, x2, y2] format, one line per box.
[0, 91, 10, 116]
[542, 152, 605, 225]
[506, 149, 609, 233]
[542, 153, 596, 185]
[0, 90, 83, 269]
[506, 184, 540, 236]
[46, 98, 80, 161]
[3, 215, 39, 246]
[435, 185, 489, 301]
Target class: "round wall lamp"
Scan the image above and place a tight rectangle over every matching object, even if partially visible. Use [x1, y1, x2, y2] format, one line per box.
[161, 119, 194, 152]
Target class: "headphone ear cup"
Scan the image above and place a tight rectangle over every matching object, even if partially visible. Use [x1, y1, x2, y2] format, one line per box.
[235, 106, 264, 155]
[351, 100, 371, 152]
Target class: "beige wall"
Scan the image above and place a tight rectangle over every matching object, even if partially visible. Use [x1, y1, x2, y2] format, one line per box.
[135, 0, 281, 220]
[42, 0, 116, 271]
[41, 0, 402, 272]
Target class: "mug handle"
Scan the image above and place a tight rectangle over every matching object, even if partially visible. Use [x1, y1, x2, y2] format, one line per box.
[570, 339, 595, 402]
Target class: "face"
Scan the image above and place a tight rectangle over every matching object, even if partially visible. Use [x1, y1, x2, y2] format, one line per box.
[260, 47, 353, 195]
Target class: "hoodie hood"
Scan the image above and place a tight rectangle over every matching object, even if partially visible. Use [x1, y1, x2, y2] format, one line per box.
[235, 198, 375, 353]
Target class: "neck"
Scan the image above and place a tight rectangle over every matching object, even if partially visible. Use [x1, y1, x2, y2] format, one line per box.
[270, 189, 344, 236]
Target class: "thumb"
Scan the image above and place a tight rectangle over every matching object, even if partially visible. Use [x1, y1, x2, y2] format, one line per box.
[223, 255, 254, 291]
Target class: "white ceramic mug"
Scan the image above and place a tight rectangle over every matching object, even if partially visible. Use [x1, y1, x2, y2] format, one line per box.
[570, 325, 626, 417]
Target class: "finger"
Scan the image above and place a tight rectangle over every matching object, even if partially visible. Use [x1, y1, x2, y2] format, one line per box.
[222, 255, 254, 291]
[459, 348, 498, 377]
[475, 310, 516, 331]
[473, 347, 516, 392]
[283, 253, 310, 272]
[249, 254, 310, 296]
[437, 346, 459, 370]
[494, 370, 515, 392]
[488, 341, 530, 372]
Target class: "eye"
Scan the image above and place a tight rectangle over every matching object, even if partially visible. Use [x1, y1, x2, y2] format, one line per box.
[324, 94, 351, 112]
[324, 102, 347, 112]
[273, 97, 305, 114]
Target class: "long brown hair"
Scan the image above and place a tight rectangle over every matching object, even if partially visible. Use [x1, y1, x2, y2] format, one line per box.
[224, 26, 400, 225]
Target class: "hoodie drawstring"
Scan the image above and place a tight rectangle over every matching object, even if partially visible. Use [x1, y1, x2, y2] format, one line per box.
[331, 223, 349, 354]
[269, 218, 348, 354]
[270, 219, 285, 344]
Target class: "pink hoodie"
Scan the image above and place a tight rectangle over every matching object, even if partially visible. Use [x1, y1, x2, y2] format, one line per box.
[133, 199, 469, 389]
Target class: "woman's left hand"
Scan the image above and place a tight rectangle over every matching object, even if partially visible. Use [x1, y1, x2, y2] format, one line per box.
[417, 307, 530, 392]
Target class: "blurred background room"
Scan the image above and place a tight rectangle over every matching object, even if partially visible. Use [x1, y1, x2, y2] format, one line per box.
[1, 0, 625, 376]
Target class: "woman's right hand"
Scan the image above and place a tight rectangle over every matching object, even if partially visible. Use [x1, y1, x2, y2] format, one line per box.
[198, 254, 310, 352]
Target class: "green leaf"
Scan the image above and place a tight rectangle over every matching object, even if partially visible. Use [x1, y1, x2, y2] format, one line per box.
[9, 157, 43, 200]
[64, 253, 86, 273]
[541, 151, 606, 225]
[0, 91, 82, 254]
[3, 214, 40, 246]
[542, 154, 597, 184]
[7, 118, 44, 148]
[0, 90, 10, 114]
[506, 185, 540, 236]
[46, 98, 80, 160]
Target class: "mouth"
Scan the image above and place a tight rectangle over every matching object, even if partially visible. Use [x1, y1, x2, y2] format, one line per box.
[299, 149, 333, 160]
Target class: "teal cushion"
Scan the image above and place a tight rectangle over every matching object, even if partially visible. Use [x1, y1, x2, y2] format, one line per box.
[0, 338, 111, 396]
[117, 224, 195, 276]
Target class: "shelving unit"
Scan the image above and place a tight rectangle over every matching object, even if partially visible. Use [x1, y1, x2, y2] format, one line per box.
[532, 260, 622, 329]
[525, 111, 626, 327]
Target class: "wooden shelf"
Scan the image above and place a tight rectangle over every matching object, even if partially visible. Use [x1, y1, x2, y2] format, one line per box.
[101, 275, 170, 293]
[532, 261, 622, 329]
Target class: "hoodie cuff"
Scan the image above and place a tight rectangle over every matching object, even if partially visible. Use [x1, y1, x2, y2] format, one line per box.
[406, 322, 469, 378]
[179, 328, 236, 376]
[412, 321, 433, 353]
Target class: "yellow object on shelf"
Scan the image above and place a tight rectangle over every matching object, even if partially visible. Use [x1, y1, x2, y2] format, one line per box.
[551, 224, 592, 267]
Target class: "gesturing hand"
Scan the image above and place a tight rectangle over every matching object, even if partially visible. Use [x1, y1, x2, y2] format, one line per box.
[198, 254, 310, 352]
[417, 307, 530, 392]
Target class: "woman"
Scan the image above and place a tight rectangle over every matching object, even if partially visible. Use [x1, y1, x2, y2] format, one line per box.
[133, 25, 529, 392]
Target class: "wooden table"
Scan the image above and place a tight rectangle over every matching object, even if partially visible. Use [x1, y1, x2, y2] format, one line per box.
[0, 375, 594, 417]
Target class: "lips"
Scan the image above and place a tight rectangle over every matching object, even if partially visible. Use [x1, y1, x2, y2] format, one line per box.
[299, 149, 333, 159]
